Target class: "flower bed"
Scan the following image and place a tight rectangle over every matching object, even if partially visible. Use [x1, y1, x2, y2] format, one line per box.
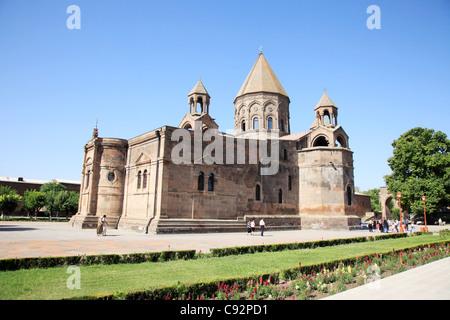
[209, 241, 450, 300]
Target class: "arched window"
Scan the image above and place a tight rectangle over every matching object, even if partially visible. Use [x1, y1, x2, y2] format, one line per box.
[280, 119, 284, 132]
[288, 176, 292, 191]
[267, 117, 273, 130]
[85, 170, 90, 189]
[347, 186, 352, 206]
[143, 170, 148, 188]
[255, 184, 261, 201]
[198, 172, 204, 191]
[336, 136, 347, 148]
[313, 136, 329, 147]
[284, 149, 288, 161]
[324, 110, 331, 124]
[253, 117, 259, 130]
[197, 97, 204, 113]
[137, 171, 142, 189]
[241, 119, 246, 132]
[208, 173, 214, 192]
[278, 189, 283, 204]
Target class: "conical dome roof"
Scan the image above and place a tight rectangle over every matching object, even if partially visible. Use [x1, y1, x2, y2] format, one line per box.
[314, 92, 337, 110]
[189, 80, 210, 97]
[235, 53, 288, 101]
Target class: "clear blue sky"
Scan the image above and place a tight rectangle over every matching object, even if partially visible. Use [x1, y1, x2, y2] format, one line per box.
[0, 0, 449, 191]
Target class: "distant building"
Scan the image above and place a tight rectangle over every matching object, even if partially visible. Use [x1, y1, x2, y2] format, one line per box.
[71, 53, 371, 233]
[0, 176, 80, 215]
[0, 177, 80, 196]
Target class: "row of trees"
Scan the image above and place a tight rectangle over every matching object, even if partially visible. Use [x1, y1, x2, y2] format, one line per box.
[0, 181, 79, 219]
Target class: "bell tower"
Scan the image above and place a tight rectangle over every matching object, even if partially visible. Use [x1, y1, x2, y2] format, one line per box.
[188, 79, 210, 115]
[179, 79, 218, 131]
[311, 90, 338, 129]
[309, 91, 349, 149]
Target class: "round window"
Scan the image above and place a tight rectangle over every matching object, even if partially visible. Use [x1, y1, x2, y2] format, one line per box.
[107, 172, 115, 182]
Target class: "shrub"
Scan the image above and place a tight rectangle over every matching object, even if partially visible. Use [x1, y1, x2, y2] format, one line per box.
[0, 249, 196, 271]
[210, 233, 409, 258]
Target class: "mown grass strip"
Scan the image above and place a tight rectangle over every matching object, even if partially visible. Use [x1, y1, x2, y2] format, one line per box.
[0, 234, 445, 300]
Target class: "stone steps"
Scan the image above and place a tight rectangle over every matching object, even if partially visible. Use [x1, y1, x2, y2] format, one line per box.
[155, 219, 246, 234]
[70, 215, 120, 229]
[155, 218, 300, 234]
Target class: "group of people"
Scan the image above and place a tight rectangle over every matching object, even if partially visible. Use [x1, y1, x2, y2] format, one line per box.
[247, 218, 266, 236]
[367, 218, 415, 234]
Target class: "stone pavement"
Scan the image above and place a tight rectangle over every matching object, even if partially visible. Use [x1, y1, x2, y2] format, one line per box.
[323, 256, 450, 300]
[1, 221, 449, 300]
[0, 221, 374, 259]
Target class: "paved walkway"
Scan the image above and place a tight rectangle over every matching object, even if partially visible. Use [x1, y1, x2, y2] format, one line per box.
[0, 221, 374, 258]
[324, 256, 450, 300]
[1, 221, 449, 300]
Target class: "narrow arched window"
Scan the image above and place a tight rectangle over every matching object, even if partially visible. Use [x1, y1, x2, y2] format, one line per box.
[324, 110, 331, 124]
[198, 172, 204, 191]
[267, 117, 273, 130]
[278, 189, 283, 204]
[284, 149, 288, 161]
[288, 176, 292, 191]
[347, 186, 352, 206]
[197, 97, 204, 113]
[208, 173, 214, 191]
[143, 170, 148, 188]
[137, 171, 142, 189]
[253, 117, 259, 130]
[255, 184, 261, 201]
[241, 119, 246, 132]
[280, 119, 284, 132]
[85, 170, 90, 189]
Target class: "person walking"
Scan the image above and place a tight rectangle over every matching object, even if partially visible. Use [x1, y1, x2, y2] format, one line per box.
[247, 219, 252, 235]
[250, 219, 255, 236]
[383, 219, 388, 233]
[259, 218, 266, 236]
[101, 215, 109, 236]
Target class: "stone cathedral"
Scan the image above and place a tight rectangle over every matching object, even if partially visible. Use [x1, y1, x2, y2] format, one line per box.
[70, 53, 371, 233]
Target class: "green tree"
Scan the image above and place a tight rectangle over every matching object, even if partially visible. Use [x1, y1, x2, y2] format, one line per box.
[384, 127, 450, 216]
[23, 189, 46, 219]
[0, 186, 22, 218]
[66, 191, 79, 216]
[40, 180, 66, 219]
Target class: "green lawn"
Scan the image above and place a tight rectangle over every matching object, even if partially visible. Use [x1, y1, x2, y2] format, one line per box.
[0, 234, 445, 300]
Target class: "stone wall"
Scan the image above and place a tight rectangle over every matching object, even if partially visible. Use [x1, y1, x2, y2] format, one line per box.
[298, 147, 360, 230]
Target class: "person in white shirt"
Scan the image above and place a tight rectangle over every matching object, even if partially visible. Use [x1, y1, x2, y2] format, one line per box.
[259, 218, 266, 236]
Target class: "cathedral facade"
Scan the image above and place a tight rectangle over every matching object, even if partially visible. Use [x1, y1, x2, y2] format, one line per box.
[70, 53, 370, 233]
